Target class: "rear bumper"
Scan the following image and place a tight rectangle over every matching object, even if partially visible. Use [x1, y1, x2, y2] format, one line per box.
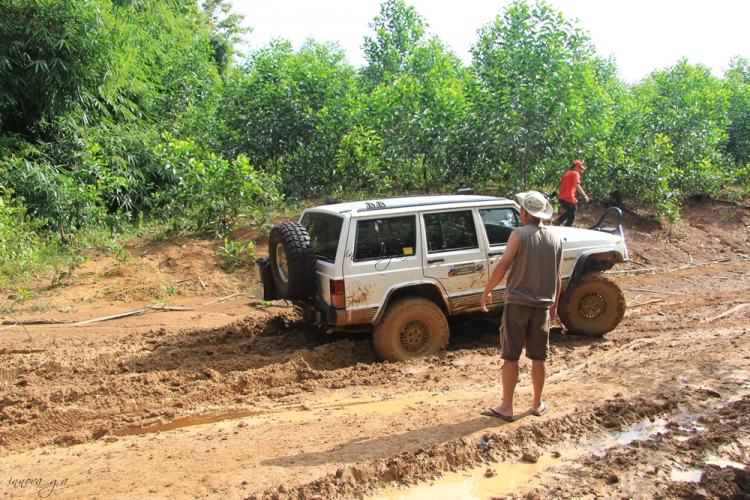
[295, 296, 347, 326]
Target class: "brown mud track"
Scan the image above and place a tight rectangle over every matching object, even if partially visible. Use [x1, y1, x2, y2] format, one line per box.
[1, 201, 749, 499]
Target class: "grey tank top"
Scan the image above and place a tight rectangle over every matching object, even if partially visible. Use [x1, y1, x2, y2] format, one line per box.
[504, 225, 563, 307]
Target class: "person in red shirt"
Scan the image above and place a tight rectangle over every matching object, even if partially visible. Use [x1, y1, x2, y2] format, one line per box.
[554, 160, 589, 227]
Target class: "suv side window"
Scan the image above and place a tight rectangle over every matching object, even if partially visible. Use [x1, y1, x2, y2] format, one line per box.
[300, 212, 343, 263]
[479, 208, 521, 246]
[354, 216, 416, 261]
[424, 210, 478, 253]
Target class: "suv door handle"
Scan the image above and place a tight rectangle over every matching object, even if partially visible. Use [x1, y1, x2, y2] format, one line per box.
[427, 258, 445, 264]
[488, 251, 504, 257]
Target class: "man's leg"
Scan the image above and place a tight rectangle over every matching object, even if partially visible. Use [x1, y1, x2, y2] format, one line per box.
[563, 202, 577, 227]
[556, 200, 571, 226]
[530, 360, 546, 413]
[495, 360, 519, 416]
[526, 307, 551, 414]
[485, 304, 528, 418]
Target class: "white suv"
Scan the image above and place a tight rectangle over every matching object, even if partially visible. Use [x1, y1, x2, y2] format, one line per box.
[257, 194, 628, 361]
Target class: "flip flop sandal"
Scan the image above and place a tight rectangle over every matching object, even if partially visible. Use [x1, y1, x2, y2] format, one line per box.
[480, 408, 515, 422]
[531, 402, 549, 417]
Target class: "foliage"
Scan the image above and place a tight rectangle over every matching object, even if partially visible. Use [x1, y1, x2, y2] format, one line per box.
[49, 254, 88, 286]
[0, 184, 41, 268]
[470, 0, 608, 191]
[639, 60, 730, 197]
[725, 57, 750, 170]
[104, 240, 131, 262]
[361, 0, 427, 89]
[153, 136, 280, 236]
[0, 0, 107, 136]
[1, 0, 750, 272]
[217, 238, 255, 269]
[221, 39, 356, 197]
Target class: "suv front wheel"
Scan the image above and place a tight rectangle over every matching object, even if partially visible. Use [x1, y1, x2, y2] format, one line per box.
[372, 297, 450, 362]
[558, 271, 626, 336]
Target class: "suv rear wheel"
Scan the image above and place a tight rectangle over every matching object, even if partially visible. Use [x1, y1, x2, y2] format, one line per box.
[373, 297, 449, 362]
[559, 271, 625, 336]
[268, 222, 317, 301]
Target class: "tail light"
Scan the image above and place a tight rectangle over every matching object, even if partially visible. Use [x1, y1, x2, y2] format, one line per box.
[330, 279, 345, 309]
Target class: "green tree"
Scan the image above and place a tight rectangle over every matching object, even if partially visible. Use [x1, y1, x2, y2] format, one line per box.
[638, 59, 730, 197]
[221, 39, 356, 197]
[202, 0, 251, 74]
[470, 0, 607, 190]
[357, 2, 467, 193]
[361, 0, 427, 90]
[0, 0, 107, 137]
[725, 56, 750, 170]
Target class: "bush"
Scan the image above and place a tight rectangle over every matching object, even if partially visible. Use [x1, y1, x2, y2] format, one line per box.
[0, 185, 41, 271]
[153, 135, 280, 236]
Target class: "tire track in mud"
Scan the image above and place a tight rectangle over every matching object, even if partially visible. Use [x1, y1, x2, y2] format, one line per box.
[1, 260, 749, 500]
[0, 312, 382, 451]
[2, 263, 749, 453]
[249, 391, 750, 500]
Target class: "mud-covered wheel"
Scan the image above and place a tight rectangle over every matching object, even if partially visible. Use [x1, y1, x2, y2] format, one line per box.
[559, 271, 626, 336]
[268, 222, 316, 301]
[372, 297, 449, 362]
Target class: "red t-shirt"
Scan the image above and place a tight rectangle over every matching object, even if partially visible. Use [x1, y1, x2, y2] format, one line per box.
[559, 170, 581, 203]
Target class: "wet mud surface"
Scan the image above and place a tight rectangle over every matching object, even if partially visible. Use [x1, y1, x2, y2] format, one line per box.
[1, 201, 749, 499]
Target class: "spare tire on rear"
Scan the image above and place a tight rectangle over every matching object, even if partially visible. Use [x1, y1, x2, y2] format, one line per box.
[268, 222, 317, 301]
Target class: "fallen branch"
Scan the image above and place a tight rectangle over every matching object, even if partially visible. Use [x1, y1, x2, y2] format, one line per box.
[1, 319, 73, 325]
[627, 288, 682, 296]
[203, 293, 246, 306]
[605, 268, 659, 274]
[73, 305, 194, 326]
[1, 316, 33, 340]
[627, 299, 664, 308]
[198, 277, 207, 290]
[704, 303, 750, 323]
[171, 278, 193, 284]
[73, 308, 150, 325]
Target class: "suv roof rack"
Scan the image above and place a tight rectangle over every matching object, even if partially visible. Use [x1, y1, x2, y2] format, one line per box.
[356, 196, 505, 212]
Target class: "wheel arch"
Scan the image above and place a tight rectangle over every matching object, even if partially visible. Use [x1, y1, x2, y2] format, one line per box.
[373, 282, 449, 326]
[564, 250, 624, 302]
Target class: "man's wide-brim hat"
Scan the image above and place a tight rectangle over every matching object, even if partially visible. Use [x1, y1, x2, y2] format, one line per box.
[515, 191, 554, 220]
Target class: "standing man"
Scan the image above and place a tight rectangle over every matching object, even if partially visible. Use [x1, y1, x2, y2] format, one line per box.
[480, 191, 563, 421]
[555, 160, 589, 227]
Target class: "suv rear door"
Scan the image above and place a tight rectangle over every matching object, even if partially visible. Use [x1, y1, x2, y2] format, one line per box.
[421, 209, 489, 313]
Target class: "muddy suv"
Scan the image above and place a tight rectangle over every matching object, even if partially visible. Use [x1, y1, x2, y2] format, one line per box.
[257, 194, 629, 362]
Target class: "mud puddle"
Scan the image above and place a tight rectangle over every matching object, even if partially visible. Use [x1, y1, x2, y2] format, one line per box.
[367, 399, 740, 500]
[368, 454, 564, 500]
[113, 389, 486, 436]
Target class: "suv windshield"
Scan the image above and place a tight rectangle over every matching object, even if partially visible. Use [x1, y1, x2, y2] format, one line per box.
[300, 212, 343, 263]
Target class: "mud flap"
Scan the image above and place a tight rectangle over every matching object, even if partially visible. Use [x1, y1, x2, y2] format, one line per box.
[255, 257, 280, 301]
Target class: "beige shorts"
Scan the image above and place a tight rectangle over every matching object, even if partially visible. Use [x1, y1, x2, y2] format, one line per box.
[500, 303, 550, 361]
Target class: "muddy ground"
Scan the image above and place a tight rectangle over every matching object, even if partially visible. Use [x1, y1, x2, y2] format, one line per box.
[0, 199, 749, 499]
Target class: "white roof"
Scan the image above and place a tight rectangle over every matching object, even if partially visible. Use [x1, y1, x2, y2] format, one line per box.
[306, 195, 514, 217]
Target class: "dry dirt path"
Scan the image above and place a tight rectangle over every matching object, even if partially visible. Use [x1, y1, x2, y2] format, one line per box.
[1, 201, 749, 499]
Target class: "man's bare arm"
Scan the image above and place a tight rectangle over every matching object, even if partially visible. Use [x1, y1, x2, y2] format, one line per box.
[575, 183, 589, 202]
[481, 231, 520, 312]
[551, 269, 561, 321]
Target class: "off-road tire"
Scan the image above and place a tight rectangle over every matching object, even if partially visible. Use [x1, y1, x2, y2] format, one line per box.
[559, 271, 626, 336]
[268, 222, 316, 301]
[372, 297, 449, 362]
